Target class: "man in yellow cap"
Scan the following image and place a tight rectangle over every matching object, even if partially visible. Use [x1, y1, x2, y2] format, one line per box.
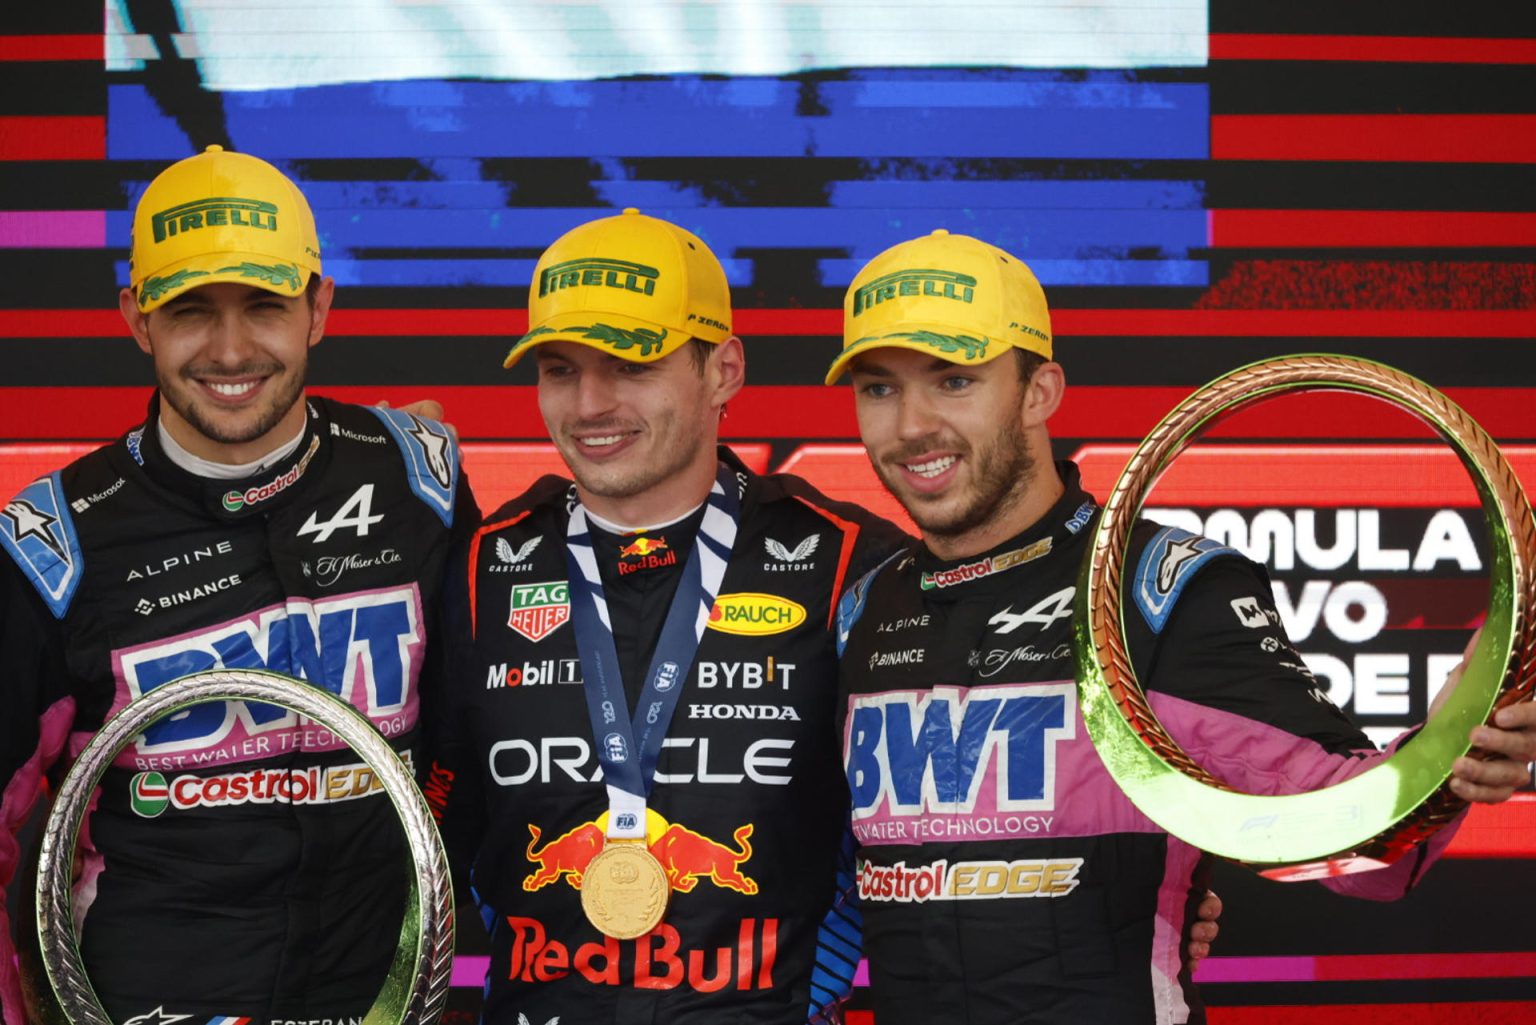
[0, 146, 475, 1024]
[426, 208, 909, 1024]
[827, 230, 1536, 1024]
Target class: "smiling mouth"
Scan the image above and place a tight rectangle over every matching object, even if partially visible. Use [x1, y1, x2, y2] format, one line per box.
[202, 379, 263, 400]
[904, 455, 957, 478]
[580, 433, 630, 448]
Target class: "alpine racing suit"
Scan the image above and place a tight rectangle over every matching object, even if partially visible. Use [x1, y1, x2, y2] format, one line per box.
[0, 395, 474, 1025]
[835, 462, 1458, 1025]
[426, 448, 908, 1025]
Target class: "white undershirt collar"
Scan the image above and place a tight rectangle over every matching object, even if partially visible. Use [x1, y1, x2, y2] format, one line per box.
[157, 419, 307, 480]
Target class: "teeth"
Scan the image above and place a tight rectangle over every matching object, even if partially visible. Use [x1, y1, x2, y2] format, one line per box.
[905, 455, 956, 478]
[207, 381, 257, 398]
[582, 434, 626, 447]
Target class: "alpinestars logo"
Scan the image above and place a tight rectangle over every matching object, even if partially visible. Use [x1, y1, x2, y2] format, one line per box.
[764, 534, 818, 571]
[2, 498, 65, 561]
[491, 535, 542, 573]
[407, 415, 454, 491]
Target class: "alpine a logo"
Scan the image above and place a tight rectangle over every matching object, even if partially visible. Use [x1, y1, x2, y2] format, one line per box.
[222, 436, 319, 512]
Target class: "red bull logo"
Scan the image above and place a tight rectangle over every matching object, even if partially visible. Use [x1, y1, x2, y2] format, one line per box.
[618, 535, 669, 558]
[506, 915, 779, 990]
[523, 812, 758, 896]
[616, 535, 676, 575]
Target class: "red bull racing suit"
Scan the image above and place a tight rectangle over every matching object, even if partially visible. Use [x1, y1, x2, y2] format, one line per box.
[427, 448, 907, 1024]
[834, 462, 1459, 1025]
[0, 396, 475, 1025]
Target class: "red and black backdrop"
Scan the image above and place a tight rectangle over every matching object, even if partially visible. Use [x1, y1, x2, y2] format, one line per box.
[2, 1, 1533, 1020]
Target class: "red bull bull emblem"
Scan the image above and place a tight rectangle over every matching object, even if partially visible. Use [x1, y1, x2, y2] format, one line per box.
[616, 534, 677, 576]
[515, 811, 771, 988]
[523, 811, 759, 897]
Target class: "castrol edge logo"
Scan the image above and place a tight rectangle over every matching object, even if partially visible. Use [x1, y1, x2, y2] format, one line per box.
[707, 592, 806, 636]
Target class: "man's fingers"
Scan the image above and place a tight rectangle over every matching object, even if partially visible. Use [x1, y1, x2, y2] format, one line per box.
[1449, 755, 1530, 805]
[1189, 921, 1218, 943]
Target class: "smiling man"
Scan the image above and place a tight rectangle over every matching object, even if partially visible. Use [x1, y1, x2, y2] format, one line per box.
[426, 209, 909, 1024]
[827, 229, 1536, 1025]
[0, 147, 475, 1024]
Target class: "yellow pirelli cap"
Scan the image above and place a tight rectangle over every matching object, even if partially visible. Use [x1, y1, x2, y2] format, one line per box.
[504, 208, 733, 369]
[826, 229, 1052, 384]
[129, 145, 322, 312]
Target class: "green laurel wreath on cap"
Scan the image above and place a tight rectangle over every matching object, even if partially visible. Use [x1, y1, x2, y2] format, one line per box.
[522, 322, 670, 358]
[844, 330, 990, 363]
[138, 268, 210, 305]
[217, 260, 301, 291]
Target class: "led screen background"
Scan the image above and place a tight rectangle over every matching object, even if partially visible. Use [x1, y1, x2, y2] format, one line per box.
[2, 0, 1534, 1019]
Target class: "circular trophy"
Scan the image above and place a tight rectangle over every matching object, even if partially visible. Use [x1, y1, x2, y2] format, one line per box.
[1074, 354, 1536, 877]
[25, 669, 454, 1025]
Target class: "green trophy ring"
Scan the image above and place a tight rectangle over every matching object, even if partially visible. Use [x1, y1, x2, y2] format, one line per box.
[25, 669, 454, 1025]
[1074, 354, 1536, 878]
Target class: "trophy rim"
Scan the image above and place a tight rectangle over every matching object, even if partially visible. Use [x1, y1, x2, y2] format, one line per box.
[1074, 352, 1536, 871]
[28, 668, 455, 1025]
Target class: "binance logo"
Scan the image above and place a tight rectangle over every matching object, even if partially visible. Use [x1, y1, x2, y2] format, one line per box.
[539, 258, 658, 298]
[151, 196, 279, 243]
[852, 268, 976, 316]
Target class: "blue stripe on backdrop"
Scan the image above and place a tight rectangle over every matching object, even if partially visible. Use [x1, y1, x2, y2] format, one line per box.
[107, 69, 1207, 291]
[109, 206, 1204, 252]
[111, 256, 1205, 290]
[108, 74, 1208, 160]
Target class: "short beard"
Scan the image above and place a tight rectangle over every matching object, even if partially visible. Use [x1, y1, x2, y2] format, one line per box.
[157, 358, 304, 446]
[884, 417, 1037, 544]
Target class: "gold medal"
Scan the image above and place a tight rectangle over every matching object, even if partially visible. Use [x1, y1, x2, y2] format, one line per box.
[581, 839, 670, 939]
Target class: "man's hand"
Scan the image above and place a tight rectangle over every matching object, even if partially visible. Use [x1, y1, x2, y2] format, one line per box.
[377, 399, 458, 443]
[1430, 627, 1535, 804]
[1450, 699, 1536, 803]
[1185, 889, 1221, 967]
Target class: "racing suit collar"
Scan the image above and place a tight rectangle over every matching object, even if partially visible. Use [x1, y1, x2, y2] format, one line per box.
[131, 391, 331, 521]
[909, 460, 1098, 596]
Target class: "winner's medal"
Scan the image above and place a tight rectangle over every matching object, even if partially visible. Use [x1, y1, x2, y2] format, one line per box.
[581, 840, 671, 939]
[565, 467, 741, 935]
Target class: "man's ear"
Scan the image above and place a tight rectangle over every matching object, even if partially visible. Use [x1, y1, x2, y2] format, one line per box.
[709, 336, 747, 407]
[119, 287, 153, 355]
[1024, 360, 1065, 428]
[306, 275, 337, 349]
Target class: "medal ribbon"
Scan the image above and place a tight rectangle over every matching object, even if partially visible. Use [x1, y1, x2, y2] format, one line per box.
[565, 465, 740, 839]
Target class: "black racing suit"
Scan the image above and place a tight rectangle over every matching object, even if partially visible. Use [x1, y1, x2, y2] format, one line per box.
[834, 462, 1457, 1025]
[427, 449, 908, 1025]
[0, 395, 475, 1025]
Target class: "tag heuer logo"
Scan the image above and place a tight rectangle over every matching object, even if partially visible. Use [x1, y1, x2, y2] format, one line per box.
[508, 580, 571, 642]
